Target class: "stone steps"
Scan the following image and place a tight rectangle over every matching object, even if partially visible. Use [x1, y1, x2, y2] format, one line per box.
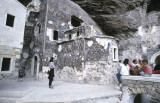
[0, 92, 26, 103]
[16, 95, 121, 103]
[0, 92, 26, 98]
[0, 97, 19, 103]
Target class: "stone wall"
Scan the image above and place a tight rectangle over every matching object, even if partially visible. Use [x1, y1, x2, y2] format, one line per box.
[55, 36, 118, 85]
[43, 0, 103, 66]
[22, 0, 108, 79]
[20, 0, 47, 75]
[0, 0, 26, 48]
[121, 76, 160, 103]
[117, 1, 160, 63]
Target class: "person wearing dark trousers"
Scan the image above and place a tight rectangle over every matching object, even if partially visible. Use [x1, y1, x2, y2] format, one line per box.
[48, 68, 54, 88]
[48, 57, 56, 88]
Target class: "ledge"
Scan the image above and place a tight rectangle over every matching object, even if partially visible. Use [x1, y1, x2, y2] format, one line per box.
[122, 75, 160, 83]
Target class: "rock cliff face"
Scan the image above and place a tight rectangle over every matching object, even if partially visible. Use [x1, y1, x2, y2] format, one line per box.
[71, 0, 160, 36]
[72, 0, 145, 36]
[72, 0, 160, 61]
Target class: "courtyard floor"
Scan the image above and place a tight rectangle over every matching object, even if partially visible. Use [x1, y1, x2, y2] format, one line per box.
[0, 78, 122, 103]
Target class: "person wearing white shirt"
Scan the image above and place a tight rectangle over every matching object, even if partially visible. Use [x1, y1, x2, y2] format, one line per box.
[116, 60, 123, 83]
[116, 59, 130, 84]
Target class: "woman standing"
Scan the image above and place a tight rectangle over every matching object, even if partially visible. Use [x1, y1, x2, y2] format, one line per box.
[120, 59, 130, 75]
[116, 59, 130, 84]
[48, 57, 56, 88]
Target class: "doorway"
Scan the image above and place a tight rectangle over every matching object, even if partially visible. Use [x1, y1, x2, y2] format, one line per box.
[31, 54, 40, 79]
[155, 55, 160, 64]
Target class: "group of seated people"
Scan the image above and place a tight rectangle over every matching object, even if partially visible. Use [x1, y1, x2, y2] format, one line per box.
[116, 59, 153, 83]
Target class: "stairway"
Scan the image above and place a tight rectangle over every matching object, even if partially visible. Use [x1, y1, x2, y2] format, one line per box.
[150, 97, 160, 103]
[0, 91, 26, 103]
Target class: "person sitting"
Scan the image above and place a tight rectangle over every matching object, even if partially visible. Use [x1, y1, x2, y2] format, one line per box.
[19, 67, 25, 78]
[131, 59, 139, 75]
[139, 60, 152, 77]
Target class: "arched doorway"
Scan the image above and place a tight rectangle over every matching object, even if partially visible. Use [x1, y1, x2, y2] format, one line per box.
[155, 55, 160, 64]
[134, 94, 151, 103]
[150, 51, 160, 64]
[134, 94, 141, 103]
[31, 53, 40, 79]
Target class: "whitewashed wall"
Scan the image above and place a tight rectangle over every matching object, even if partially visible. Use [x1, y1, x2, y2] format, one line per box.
[0, 0, 26, 48]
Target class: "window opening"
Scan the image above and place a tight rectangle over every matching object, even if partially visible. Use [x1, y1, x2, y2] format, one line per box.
[53, 30, 58, 40]
[6, 14, 15, 27]
[71, 15, 83, 27]
[147, 0, 160, 13]
[1, 58, 11, 71]
[77, 29, 80, 37]
[114, 48, 116, 59]
[69, 34, 72, 40]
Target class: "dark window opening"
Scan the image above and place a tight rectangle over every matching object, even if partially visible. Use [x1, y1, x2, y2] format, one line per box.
[1, 58, 11, 71]
[71, 16, 83, 27]
[34, 56, 37, 75]
[18, 0, 32, 6]
[38, 24, 41, 34]
[69, 34, 72, 40]
[147, 0, 160, 13]
[53, 30, 58, 40]
[6, 14, 15, 27]
[35, 56, 37, 61]
[77, 29, 80, 37]
[114, 48, 116, 59]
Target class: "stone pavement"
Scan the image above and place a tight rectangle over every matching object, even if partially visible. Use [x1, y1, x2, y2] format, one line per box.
[0, 79, 122, 103]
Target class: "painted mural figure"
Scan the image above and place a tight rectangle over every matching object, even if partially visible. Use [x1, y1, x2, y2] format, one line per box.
[48, 57, 56, 88]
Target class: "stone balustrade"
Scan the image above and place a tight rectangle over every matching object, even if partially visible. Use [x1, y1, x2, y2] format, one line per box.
[121, 75, 160, 103]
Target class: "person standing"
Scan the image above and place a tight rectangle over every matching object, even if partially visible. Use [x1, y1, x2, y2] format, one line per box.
[48, 57, 56, 88]
[120, 59, 130, 76]
[116, 59, 130, 84]
[116, 60, 123, 83]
